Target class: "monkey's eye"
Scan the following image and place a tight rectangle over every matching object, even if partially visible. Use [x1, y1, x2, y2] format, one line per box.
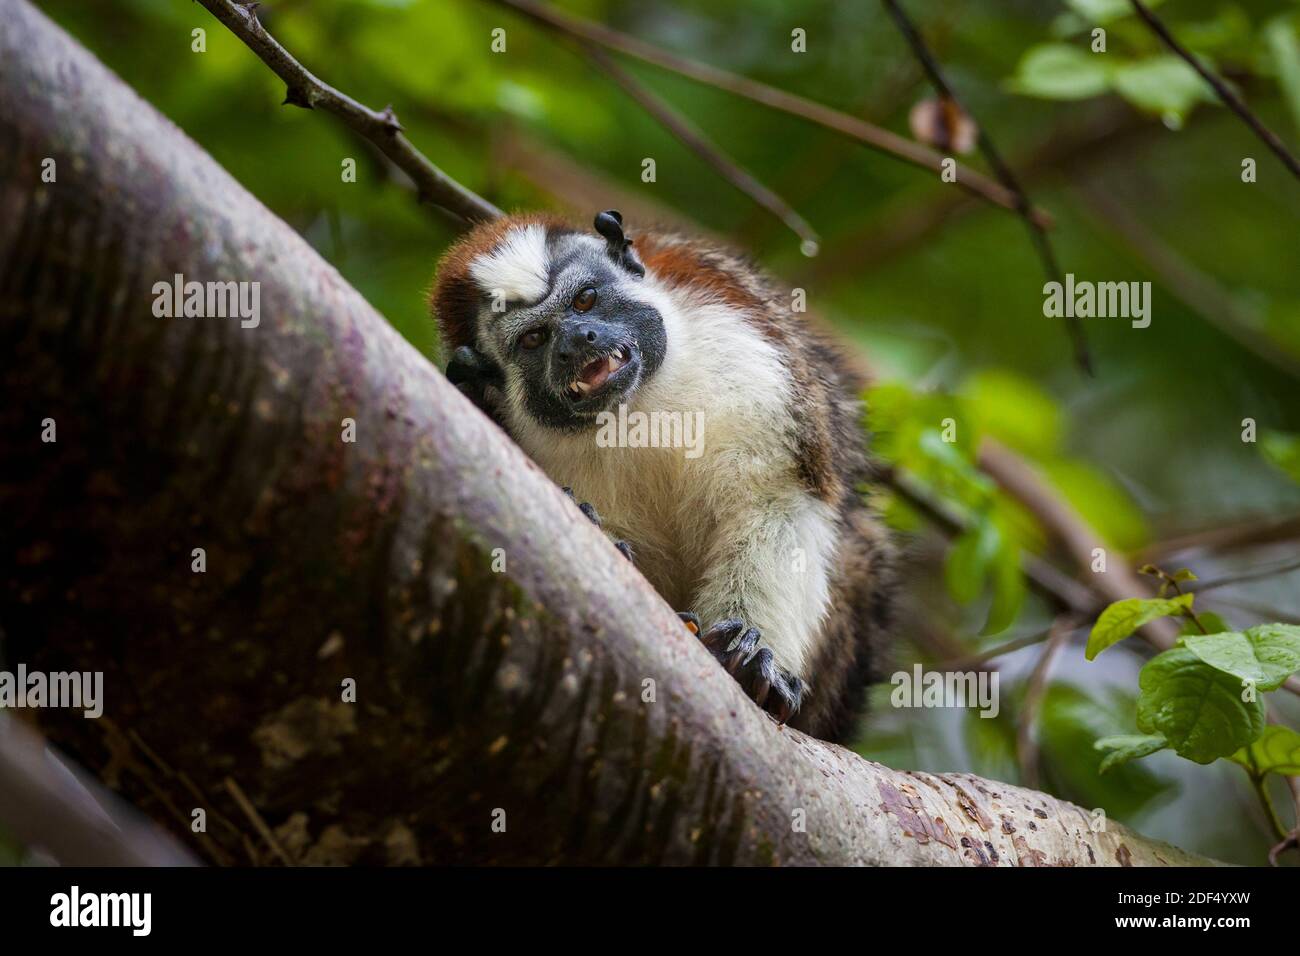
[572, 287, 598, 313]
[519, 327, 548, 350]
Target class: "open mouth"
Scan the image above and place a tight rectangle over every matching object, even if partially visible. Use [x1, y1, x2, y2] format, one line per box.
[566, 345, 631, 400]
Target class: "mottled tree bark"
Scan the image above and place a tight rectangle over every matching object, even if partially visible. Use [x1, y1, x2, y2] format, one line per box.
[0, 0, 1212, 866]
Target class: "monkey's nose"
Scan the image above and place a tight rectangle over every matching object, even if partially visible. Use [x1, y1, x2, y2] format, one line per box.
[556, 323, 606, 361]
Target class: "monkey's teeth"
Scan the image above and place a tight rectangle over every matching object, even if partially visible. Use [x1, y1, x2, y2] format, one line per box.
[569, 348, 631, 399]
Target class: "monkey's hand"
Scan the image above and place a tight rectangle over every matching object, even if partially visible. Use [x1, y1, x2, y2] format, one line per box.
[445, 345, 506, 428]
[676, 613, 805, 724]
[563, 487, 635, 563]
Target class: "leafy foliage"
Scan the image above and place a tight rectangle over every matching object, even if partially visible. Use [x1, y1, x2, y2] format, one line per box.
[1094, 733, 1168, 773]
[1088, 583, 1300, 781]
[1007, 0, 1300, 130]
[1181, 624, 1300, 691]
[1085, 594, 1194, 660]
[1230, 725, 1300, 776]
[1135, 647, 1266, 764]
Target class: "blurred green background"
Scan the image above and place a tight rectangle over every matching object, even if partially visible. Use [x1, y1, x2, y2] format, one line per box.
[24, 0, 1300, 865]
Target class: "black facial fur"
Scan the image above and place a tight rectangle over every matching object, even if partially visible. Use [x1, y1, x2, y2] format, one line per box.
[514, 251, 666, 431]
[454, 215, 667, 434]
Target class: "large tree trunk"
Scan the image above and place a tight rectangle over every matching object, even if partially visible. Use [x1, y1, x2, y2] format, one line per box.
[0, 0, 1212, 866]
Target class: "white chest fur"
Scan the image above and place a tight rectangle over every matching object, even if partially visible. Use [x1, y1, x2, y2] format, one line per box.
[508, 287, 837, 677]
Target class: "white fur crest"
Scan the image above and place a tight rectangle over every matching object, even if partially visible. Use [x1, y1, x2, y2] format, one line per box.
[469, 224, 550, 304]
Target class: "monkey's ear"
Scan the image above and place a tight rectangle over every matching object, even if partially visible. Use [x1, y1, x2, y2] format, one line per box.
[593, 210, 645, 279]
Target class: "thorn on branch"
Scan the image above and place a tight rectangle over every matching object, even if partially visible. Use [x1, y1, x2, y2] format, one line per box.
[379, 104, 403, 134]
[282, 86, 312, 109]
[236, 1, 262, 30]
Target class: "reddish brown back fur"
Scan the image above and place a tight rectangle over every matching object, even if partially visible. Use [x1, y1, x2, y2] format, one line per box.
[635, 235, 765, 313]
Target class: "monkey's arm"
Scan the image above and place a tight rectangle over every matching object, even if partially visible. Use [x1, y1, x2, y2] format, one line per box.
[564, 488, 635, 563]
[684, 492, 839, 723]
[445, 345, 506, 428]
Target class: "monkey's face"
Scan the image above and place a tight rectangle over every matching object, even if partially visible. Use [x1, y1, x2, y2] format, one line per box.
[472, 229, 666, 431]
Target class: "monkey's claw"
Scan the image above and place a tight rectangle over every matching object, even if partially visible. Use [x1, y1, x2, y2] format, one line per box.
[564, 487, 635, 562]
[686, 616, 804, 724]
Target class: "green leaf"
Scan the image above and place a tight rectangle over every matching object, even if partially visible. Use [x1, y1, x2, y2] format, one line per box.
[1178, 610, 1229, 637]
[1086, 594, 1194, 660]
[1229, 725, 1300, 776]
[1094, 734, 1168, 774]
[1008, 44, 1112, 100]
[1038, 685, 1175, 818]
[1136, 648, 1266, 764]
[1112, 55, 1215, 126]
[1180, 624, 1300, 691]
[981, 542, 1026, 636]
[962, 369, 1061, 458]
[945, 521, 999, 605]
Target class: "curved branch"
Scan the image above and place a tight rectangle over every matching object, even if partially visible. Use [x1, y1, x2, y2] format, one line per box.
[1128, 0, 1300, 180]
[195, 0, 501, 223]
[583, 46, 820, 253]
[487, 0, 1053, 228]
[880, 0, 1090, 375]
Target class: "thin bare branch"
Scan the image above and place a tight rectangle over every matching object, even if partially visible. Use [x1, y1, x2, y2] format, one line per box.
[224, 776, 294, 866]
[877, 462, 1098, 617]
[486, 0, 1053, 228]
[1137, 515, 1300, 563]
[1017, 617, 1076, 789]
[1128, 0, 1300, 180]
[583, 46, 820, 252]
[195, 0, 501, 223]
[880, 0, 1091, 376]
[1190, 555, 1300, 595]
[799, 105, 1159, 287]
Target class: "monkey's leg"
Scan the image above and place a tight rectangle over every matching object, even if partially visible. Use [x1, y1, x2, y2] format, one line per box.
[563, 487, 635, 562]
[676, 495, 837, 725]
[675, 613, 805, 723]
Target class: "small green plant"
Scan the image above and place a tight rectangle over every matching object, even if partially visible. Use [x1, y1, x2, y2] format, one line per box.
[1087, 564, 1300, 856]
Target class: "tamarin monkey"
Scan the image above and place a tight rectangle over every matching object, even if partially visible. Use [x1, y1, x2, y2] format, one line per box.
[430, 211, 895, 743]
